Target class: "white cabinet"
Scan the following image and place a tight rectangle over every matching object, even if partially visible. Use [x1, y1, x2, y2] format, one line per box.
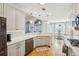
[7, 41, 25, 56]
[0, 3, 5, 17]
[72, 4, 79, 15]
[68, 47, 75, 56]
[0, 4, 16, 30]
[7, 44, 16, 56]
[33, 36, 50, 48]
[0, 4, 2, 17]
[2, 4, 26, 30]
[76, 4, 79, 14]
[15, 10, 25, 30]
[3, 4, 16, 30]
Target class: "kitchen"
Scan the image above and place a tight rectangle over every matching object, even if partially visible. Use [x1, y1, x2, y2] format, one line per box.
[0, 3, 79, 56]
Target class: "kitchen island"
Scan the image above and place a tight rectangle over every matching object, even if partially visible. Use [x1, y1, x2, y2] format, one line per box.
[64, 36, 79, 56]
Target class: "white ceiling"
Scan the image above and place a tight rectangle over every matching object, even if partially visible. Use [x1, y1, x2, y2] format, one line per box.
[11, 3, 73, 22]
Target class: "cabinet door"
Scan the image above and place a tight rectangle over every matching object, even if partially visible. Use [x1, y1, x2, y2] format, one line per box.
[76, 4, 79, 14]
[7, 45, 16, 56]
[68, 47, 75, 56]
[0, 4, 2, 17]
[8, 41, 25, 56]
[4, 4, 16, 30]
[15, 44, 21, 56]
[0, 3, 5, 17]
[20, 44, 25, 56]
[20, 41, 25, 56]
[15, 41, 25, 56]
[15, 10, 25, 30]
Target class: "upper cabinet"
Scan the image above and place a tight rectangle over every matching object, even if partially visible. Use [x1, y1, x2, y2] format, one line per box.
[15, 10, 25, 30]
[71, 4, 79, 15]
[0, 4, 5, 17]
[76, 4, 79, 14]
[0, 4, 2, 17]
[25, 21, 33, 33]
[0, 4, 16, 30]
[0, 4, 26, 31]
[25, 19, 43, 33]
[1, 4, 16, 30]
[34, 19, 42, 33]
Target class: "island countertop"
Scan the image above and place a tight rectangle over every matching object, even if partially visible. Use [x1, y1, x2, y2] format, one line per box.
[64, 36, 79, 56]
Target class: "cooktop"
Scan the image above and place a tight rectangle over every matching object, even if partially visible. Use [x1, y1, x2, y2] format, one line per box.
[68, 39, 79, 47]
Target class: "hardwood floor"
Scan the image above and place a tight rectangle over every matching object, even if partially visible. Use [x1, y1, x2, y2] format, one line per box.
[26, 47, 55, 56]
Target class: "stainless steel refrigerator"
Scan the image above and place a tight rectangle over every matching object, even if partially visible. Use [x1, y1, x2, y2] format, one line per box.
[0, 17, 7, 56]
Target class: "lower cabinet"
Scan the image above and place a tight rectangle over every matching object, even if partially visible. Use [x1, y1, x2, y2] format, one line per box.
[68, 47, 75, 56]
[33, 36, 50, 48]
[7, 41, 25, 56]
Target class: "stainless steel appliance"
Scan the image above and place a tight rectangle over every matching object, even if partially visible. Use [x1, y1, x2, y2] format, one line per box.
[0, 17, 7, 56]
[25, 38, 33, 55]
[68, 39, 79, 47]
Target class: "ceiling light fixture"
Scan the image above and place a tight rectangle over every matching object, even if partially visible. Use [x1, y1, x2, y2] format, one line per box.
[42, 8, 46, 11]
[40, 3, 45, 5]
[30, 21, 33, 23]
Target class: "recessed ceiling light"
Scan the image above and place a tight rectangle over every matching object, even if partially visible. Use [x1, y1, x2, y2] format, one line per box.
[30, 21, 33, 23]
[34, 12, 37, 14]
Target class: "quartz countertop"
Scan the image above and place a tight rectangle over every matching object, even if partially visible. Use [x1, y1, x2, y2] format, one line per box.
[64, 36, 79, 56]
[7, 33, 51, 46]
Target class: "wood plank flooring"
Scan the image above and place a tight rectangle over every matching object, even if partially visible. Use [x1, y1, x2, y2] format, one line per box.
[27, 48, 55, 56]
